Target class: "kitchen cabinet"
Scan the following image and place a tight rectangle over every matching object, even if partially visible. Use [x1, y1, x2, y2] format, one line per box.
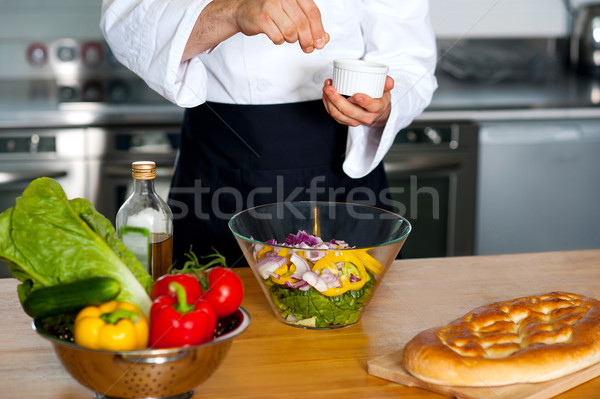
[476, 120, 600, 255]
[414, 70, 600, 256]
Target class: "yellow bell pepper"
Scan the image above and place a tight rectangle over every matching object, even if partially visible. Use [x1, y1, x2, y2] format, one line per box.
[74, 301, 149, 351]
[268, 248, 300, 285]
[257, 246, 272, 259]
[312, 251, 371, 297]
[277, 248, 290, 258]
[355, 249, 383, 276]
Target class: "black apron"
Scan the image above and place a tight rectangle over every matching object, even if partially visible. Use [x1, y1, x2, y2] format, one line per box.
[168, 100, 389, 267]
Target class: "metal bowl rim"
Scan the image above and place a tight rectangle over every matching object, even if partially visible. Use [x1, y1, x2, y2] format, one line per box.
[32, 306, 250, 355]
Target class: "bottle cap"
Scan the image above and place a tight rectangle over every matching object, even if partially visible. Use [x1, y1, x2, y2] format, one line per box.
[131, 161, 156, 180]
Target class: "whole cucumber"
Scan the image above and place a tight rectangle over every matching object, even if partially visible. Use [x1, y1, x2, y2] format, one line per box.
[23, 276, 121, 318]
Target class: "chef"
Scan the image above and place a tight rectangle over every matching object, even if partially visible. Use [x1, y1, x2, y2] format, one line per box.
[100, 0, 438, 265]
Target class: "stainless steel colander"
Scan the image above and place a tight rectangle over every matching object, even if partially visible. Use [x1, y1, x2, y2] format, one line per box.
[33, 307, 250, 399]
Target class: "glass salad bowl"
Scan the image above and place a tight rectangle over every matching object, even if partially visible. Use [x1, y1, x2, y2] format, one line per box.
[229, 201, 411, 329]
[33, 308, 250, 399]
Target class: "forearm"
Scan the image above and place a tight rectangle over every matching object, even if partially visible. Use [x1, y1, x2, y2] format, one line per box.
[182, 0, 241, 62]
[182, 0, 328, 61]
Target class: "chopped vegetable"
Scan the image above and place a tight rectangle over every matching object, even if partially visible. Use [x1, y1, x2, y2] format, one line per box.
[0, 178, 153, 315]
[74, 301, 149, 351]
[253, 230, 381, 327]
[268, 273, 376, 327]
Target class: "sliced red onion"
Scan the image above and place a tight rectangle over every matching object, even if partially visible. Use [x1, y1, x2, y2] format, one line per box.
[269, 272, 281, 280]
[349, 273, 361, 283]
[256, 255, 287, 279]
[304, 245, 328, 262]
[320, 268, 342, 288]
[287, 280, 309, 289]
[290, 253, 310, 278]
[331, 239, 350, 248]
[284, 230, 322, 247]
[285, 279, 305, 289]
[302, 271, 328, 292]
[253, 242, 264, 258]
[301, 271, 318, 286]
[299, 284, 311, 291]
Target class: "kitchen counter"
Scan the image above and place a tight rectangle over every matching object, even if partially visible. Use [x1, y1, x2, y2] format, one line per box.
[1, 69, 600, 129]
[417, 71, 600, 122]
[1, 250, 600, 398]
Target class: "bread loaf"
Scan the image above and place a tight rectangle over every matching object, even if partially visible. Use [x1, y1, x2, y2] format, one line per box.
[402, 292, 600, 386]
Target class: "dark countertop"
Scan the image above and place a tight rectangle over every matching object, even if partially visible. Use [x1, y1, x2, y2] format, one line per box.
[419, 69, 600, 122]
[1, 69, 600, 129]
[0, 79, 184, 129]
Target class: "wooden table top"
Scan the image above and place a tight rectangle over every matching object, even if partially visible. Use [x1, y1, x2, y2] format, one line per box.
[1, 249, 600, 399]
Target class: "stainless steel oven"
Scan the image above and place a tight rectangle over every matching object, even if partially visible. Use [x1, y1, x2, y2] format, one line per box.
[382, 122, 478, 258]
[0, 14, 184, 278]
[87, 126, 180, 224]
[0, 128, 90, 277]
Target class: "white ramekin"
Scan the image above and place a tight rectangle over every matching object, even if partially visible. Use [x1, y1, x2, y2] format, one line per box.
[332, 59, 389, 98]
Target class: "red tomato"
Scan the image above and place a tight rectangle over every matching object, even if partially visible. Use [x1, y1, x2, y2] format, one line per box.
[204, 267, 244, 318]
[151, 274, 203, 303]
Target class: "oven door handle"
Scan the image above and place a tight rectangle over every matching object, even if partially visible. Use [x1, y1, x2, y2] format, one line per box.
[384, 158, 462, 176]
[0, 170, 68, 186]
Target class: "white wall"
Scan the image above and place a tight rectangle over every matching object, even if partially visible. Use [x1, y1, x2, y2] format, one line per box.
[430, 0, 570, 38]
[0, 0, 102, 40]
[570, 0, 600, 9]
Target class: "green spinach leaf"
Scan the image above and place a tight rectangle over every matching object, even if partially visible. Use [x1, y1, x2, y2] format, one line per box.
[267, 271, 377, 328]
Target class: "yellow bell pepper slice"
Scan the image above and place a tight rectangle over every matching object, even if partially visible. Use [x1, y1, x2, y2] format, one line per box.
[277, 248, 290, 258]
[74, 301, 149, 351]
[257, 245, 274, 259]
[355, 249, 383, 276]
[312, 250, 370, 297]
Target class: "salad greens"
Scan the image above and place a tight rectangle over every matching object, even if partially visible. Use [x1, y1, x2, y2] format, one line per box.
[254, 230, 383, 328]
[0, 177, 153, 315]
[266, 270, 377, 328]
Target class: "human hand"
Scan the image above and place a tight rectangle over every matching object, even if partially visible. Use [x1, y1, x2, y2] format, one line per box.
[322, 77, 394, 127]
[233, 0, 330, 53]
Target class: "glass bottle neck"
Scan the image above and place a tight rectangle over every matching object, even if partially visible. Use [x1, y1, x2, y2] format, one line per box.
[132, 178, 156, 195]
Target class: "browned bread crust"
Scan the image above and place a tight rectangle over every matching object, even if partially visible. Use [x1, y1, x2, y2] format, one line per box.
[402, 292, 600, 386]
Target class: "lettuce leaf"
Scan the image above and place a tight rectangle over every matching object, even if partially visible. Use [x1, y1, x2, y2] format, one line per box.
[266, 271, 377, 328]
[0, 177, 152, 315]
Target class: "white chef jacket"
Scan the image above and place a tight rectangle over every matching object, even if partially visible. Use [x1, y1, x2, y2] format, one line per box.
[100, 0, 438, 178]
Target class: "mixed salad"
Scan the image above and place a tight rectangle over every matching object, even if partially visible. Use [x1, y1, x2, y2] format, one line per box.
[252, 230, 383, 328]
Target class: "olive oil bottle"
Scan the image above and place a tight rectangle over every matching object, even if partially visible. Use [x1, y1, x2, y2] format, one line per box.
[116, 161, 173, 280]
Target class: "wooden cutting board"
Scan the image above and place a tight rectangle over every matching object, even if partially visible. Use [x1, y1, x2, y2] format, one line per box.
[363, 251, 600, 398]
[368, 345, 600, 399]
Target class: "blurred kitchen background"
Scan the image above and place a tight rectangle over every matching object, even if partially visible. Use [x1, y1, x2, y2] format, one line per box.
[1, 0, 600, 277]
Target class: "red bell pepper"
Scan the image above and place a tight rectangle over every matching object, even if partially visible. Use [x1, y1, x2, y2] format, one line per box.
[149, 282, 217, 349]
[150, 274, 202, 303]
